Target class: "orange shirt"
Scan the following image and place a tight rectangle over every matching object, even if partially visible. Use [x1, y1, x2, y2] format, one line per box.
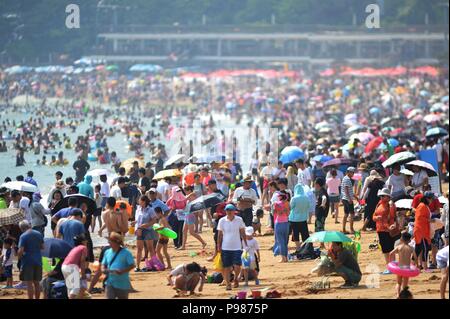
[414, 203, 431, 244]
[372, 200, 396, 233]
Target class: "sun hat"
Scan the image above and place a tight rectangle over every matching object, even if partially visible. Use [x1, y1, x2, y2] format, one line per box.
[225, 203, 237, 211]
[242, 176, 254, 183]
[369, 170, 382, 179]
[377, 188, 392, 197]
[358, 163, 368, 171]
[245, 226, 255, 236]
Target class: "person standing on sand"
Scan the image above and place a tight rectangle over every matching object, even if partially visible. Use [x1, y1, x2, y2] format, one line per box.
[17, 220, 44, 299]
[373, 188, 399, 274]
[102, 232, 135, 299]
[389, 231, 418, 298]
[232, 177, 258, 227]
[340, 167, 358, 234]
[217, 204, 247, 291]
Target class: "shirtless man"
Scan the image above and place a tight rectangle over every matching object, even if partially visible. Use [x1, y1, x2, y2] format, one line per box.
[389, 231, 418, 298]
[98, 197, 129, 237]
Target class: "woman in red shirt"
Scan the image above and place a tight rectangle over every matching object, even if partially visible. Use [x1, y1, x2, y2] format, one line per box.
[414, 192, 434, 272]
[372, 188, 399, 274]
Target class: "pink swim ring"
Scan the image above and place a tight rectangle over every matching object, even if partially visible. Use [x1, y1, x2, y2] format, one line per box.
[387, 262, 420, 278]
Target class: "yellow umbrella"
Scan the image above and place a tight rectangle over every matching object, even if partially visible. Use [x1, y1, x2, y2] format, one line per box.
[120, 157, 145, 174]
[154, 169, 183, 180]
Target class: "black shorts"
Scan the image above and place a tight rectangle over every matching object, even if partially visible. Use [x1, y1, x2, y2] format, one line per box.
[93, 207, 102, 217]
[251, 168, 258, 176]
[415, 239, 431, 261]
[290, 221, 310, 242]
[342, 200, 355, 216]
[377, 232, 395, 254]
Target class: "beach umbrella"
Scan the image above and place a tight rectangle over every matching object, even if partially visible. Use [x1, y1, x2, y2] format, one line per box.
[322, 158, 354, 168]
[87, 168, 112, 177]
[407, 109, 423, 119]
[389, 128, 405, 137]
[395, 199, 413, 210]
[279, 146, 305, 164]
[382, 151, 416, 168]
[314, 121, 331, 130]
[164, 154, 186, 168]
[1, 181, 38, 193]
[120, 157, 145, 173]
[424, 114, 443, 123]
[364, 137, 384, 154]
[51, 194, 97, 215]
[346, 125, 366, 136]
[106, 65, 119, 72]
[187, 193, 226, 213]
[312, 155, 333, 164]
[380, 117, 393, 126]
[154, 169, 183, 180]
[430, 103, 446, 113]
[350, 132, 374, 145]
[318, 127, 332, 134]
[426, 127, 448, 138]
[369, 107, 381, 115]
[41, 238, 73, 259]
[400, 168, 414, 176]
[305, 231, 352, 243]
[405, 160, 437, 177]
[0, 208, 25, 227]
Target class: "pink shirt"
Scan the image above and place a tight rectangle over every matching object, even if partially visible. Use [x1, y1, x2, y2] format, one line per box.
[273, 201, 289, 223]
[63, 245, 87, 267]
[326, 177, 341, 195]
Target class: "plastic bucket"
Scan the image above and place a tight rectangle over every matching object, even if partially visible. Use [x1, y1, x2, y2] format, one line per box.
[237, 291, 247, 299]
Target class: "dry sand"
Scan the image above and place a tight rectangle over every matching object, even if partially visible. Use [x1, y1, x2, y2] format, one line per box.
[1, 184, 448, 300]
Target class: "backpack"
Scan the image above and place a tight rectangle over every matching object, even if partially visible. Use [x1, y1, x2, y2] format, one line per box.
[49, 281, 69, 299]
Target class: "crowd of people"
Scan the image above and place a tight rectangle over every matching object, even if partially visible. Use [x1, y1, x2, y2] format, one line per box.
[0, 65, 449, 299]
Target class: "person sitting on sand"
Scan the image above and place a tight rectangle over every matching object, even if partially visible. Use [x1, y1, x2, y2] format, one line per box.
[389, 231, 418, 298]
[167, 262, 206, 296]
[328, 242, 362, 289]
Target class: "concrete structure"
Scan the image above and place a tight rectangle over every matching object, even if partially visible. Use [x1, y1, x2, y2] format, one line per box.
[87, 27, 449, 66]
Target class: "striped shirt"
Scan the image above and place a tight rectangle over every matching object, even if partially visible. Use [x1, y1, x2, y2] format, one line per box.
[340, 175, 354, 202]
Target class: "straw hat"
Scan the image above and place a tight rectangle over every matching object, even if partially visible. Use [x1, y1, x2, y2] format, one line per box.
[358, 163, 369, 171]
[369, 169, 382, 179]
[377, 188, 392, 197]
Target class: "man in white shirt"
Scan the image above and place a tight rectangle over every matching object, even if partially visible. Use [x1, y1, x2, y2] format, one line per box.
[272, 161, 287, 180]
[295, 159, 312, 187]
[217, 204, 247, 291]
[232, 177, 258, 227]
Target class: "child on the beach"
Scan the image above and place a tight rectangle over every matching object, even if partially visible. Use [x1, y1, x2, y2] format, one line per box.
[155, 207, 172, 270]
[389, 231, 418, 298]
[0, 238, 15, 288]
[241, 226, 261, 286]
[167, 262, 206, 296]
[252, 208, 264, 236]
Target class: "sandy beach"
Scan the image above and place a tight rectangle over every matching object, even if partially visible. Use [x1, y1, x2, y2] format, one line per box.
[2, 183, 447, 300]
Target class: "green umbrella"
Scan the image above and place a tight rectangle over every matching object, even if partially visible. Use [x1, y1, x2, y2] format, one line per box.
[106, 65, 119, 71]
[305, 231, 352, 243]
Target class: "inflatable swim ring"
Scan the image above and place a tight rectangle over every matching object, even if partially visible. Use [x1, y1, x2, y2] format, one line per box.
[387, 262, 420, 278]
[88, 153, 98, 161]
[115, 200, 132, 217]
[153, 223, 177, 239]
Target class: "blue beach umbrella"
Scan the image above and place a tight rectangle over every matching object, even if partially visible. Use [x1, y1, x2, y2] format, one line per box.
[279, 146, 305, 164]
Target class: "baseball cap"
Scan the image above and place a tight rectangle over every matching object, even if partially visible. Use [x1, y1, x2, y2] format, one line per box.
[225, 204, 237, 211]
[149, 188, 157, 193]
[347, 166, 356, 173]
[245, 226, 255, 236]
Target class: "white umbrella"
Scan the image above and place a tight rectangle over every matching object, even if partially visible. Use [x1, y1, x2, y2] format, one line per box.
[395, 199, 413, 210]
[400, 168, 414, 176]
[164, 154, 186, 168]
[1, 181, 38, 193]
[87, 168, 111, 177]
[405, 160, 437, 177]
[382, 152, 416, 168]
